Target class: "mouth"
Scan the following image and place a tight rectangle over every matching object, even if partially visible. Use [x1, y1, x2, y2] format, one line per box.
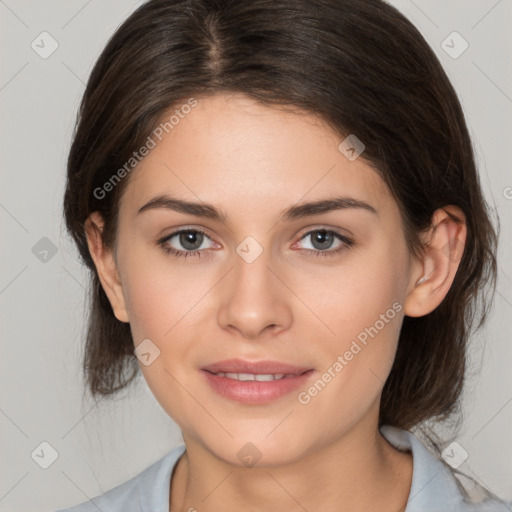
[200, 358, 315, 404]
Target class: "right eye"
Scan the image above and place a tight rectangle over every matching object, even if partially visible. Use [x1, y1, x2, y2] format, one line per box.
[157, 228, 218, 259]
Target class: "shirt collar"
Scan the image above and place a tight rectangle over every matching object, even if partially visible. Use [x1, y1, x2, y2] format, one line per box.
[380, 424, 469, 511]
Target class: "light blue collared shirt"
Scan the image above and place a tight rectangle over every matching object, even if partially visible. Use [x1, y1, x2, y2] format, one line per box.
[53, 425, 510, 512]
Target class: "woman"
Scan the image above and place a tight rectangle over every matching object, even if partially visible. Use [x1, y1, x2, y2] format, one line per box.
[57, 0, 508, 510]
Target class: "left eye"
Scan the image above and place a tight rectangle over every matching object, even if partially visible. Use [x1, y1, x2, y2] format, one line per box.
[296, 229, 351, 253]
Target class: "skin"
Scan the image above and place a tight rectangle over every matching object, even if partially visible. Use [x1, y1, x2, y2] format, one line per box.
[85, 92, 467, 512]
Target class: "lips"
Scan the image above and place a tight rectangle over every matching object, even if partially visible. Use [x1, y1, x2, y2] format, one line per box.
[201, 358, 312, 376]
[200, 358, 315, 404]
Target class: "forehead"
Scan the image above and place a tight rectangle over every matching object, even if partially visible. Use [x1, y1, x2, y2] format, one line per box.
[121, 92, 394, 219]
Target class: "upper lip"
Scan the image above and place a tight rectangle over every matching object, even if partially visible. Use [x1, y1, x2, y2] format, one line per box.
[201, 358, 313, 375]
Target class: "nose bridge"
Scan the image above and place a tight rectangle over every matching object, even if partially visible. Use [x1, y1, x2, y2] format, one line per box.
[234, 237, 274, 293]
[217, 235, 291, 338]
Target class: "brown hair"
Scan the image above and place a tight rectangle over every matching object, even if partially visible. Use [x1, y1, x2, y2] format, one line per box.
[63, 0, 498, 434]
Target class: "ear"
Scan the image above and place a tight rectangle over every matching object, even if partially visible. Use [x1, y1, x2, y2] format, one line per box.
[84, 212, 129, 323]
[404, 205, 467, 317]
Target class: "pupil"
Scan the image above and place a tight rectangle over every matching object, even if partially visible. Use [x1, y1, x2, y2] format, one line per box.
[181, 231, 202, 250]
[313, 230, 332, 250]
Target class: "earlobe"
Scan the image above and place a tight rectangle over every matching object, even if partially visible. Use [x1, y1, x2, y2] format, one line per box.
[404, 206, 467, 318]
[84, 212, 130, 323]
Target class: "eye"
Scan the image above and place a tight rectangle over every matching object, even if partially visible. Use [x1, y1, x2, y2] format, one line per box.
[293, 229, 354, 257]
[157, 228, 217, 259]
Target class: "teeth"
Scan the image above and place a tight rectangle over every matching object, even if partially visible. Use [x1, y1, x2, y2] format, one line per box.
[255, 373, 284, 381]
[214, 372, 289, 381]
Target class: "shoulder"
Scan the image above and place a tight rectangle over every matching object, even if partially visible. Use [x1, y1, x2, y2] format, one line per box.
[52, 444, 186, 512]
[380, 425, 510, 512]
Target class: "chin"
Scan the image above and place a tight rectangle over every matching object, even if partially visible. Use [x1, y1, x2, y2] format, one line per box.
[195, 430, 313, 469]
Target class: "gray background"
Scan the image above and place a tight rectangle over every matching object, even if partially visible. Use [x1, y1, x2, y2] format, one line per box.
[0, 1, 511, 511]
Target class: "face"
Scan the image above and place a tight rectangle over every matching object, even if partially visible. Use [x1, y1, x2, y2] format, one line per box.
[91, 92, 422, 466]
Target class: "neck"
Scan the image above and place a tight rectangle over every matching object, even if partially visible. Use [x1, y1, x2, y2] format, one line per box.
[169, 417, 413, 512]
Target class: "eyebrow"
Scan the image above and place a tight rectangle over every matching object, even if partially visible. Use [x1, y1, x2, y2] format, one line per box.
[136, 194, 377, 222]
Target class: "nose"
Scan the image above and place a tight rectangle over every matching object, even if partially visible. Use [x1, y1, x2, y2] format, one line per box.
[217, 245, 292, 340]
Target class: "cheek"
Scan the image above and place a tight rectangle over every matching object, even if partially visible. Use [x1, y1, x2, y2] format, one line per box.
[298, 237, 407, 347]
[120, 246, 207, 342]
[122, 258, 207, 427]
[297, 237, 407, 403]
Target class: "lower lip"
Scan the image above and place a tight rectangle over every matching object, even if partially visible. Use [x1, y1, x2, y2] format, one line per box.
[200, 369, 315, 405]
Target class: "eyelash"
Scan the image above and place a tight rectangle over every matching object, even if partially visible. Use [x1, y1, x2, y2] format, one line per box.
[157, 228, 354, 260]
